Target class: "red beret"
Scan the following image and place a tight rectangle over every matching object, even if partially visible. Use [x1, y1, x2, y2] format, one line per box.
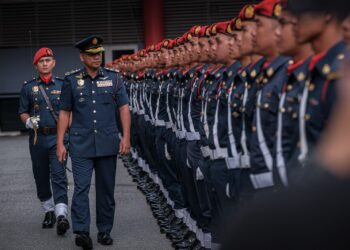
[239, 4, 256, 21]
[33, 47, 54, 65]
[229, 17, 243, 32]
[196, 26, 209, 37]
[254, 0, 283, 19]
[212, 21, 240, 35]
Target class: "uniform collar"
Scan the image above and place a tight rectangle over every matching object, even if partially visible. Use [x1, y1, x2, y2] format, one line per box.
[262, 55, 290, 78]
[36, 76, 55, 85]
[235, 64, 251, 82]
[82, 67, 105, 78]
[314, 41, 346, 78]
[248, 57, 266, 80]
[289, 57, 311, 84]
[223, 61, 241, 79]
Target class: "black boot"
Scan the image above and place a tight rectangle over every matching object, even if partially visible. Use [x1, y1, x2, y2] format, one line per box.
[56, 215, 70, 235]
[75, 232, 93, 250]
[97, 232, 113, 245]
[42, 211, 56, 228]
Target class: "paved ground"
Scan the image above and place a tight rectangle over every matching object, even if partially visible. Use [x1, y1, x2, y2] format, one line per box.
[0, 135, 172, 250]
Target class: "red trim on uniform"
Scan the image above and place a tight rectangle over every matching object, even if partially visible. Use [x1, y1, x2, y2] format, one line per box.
[321, 80, 331, 104]
[309, 51, 327, 71]
[287, 59, 306, 75]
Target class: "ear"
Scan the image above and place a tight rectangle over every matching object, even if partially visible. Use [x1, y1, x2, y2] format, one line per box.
[325, 13, 333, 23]
[52, 59, 56, 68]
[79, 53, 84, 62]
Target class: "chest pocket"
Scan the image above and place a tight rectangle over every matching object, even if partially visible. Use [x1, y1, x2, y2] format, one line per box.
[97, 87, 115, 105]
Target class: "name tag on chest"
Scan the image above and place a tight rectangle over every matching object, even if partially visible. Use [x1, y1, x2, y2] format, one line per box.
[97, 80, 113, 87]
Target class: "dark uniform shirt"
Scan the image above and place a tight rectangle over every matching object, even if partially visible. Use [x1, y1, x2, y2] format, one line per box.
[59, 67, 129, 158]
[19, 76, 64, 128]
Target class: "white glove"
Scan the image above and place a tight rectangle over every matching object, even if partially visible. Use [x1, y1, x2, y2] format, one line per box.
[226, 183, 231, 198]
[196, 167, 204, 181]
[25, 116, 40, 129]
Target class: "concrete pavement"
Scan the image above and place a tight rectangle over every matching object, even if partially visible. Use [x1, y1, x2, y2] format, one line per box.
[0, 135, 172, 250]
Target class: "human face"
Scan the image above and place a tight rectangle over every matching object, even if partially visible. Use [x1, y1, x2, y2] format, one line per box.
[239, 21, 257, 56]
[214, 33, 236, 63]
[294, 12, 327, 44]
[198, 37, 210, 63]
[35, 56, 55, 75]
[342, 16, 350, 47]
[254, 15, 280, 56]
[80, 52, 102, 70]
[190, 38, 200, 62]
[279, 11, 299, 56]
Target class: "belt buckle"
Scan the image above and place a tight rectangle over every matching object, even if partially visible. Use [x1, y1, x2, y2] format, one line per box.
[42, 127, 49, 135]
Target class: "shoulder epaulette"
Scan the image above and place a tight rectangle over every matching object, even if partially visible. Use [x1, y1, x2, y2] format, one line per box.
[65, 69, 81, 76]
[105, 67, 117, 73]
[54, 76, 64, 81]
[23, 77, 36, 85]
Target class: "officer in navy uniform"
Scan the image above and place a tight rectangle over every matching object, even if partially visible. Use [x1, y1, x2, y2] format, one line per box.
[19, 47, 70, 235]
[56, 35, 131, 250]
[248, 0, 290, 191]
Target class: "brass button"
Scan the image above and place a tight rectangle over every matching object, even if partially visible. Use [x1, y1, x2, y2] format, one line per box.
[305, 114, 310, 121]
[264, 103, 269, 109]
[279, 107, 286, 113]
[252, 126, 257, 132]
[308, 83, 315, 91]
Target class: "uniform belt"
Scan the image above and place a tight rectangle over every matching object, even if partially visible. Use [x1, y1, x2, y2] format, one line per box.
[165, 122, 172, 129]
[201, 146, 211, 158]
[155, 119, 165, 127]
[186, 132, 200, 141]
[39, 127, 57, 135]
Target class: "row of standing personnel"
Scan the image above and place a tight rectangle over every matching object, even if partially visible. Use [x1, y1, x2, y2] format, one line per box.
[116, 0, 350, 249]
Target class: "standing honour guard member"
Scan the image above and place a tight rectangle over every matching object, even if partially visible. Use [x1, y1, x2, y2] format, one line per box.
[57, 35, 131, 250]
[19, 47, 70, 235]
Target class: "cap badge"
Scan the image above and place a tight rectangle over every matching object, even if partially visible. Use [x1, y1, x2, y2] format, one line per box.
[92, 38, 98, 45]
[245, 5, 255, 19]
[273, 3, 282, 17]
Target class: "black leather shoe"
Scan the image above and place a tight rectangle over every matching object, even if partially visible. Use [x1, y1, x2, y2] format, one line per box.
[56, 215, 70, 235]
[97, 232, 113, 245]
[42, 211, 56, 228]
[75, 232, 93, 250]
